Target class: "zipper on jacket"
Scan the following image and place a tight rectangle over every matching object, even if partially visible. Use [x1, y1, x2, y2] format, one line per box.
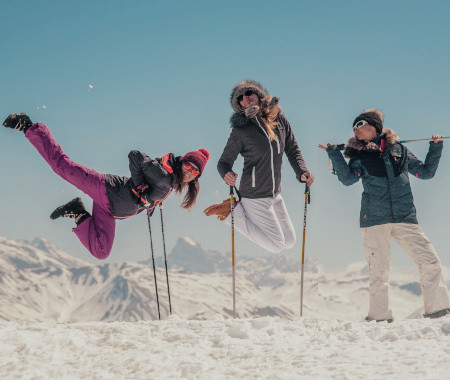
[255, 118, 275, 197]
[252, 166, 256, 187]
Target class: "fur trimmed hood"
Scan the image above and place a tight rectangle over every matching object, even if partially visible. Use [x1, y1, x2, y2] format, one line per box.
[344, 129, 399, 158]
[230, 80, 269, 113]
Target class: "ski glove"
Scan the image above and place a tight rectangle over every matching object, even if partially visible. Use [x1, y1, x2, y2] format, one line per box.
[203, 198, 238, 221]
[244, 96, 279, 119]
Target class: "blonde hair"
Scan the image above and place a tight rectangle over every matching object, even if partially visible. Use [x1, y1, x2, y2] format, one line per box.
[260, 96, 280, 141]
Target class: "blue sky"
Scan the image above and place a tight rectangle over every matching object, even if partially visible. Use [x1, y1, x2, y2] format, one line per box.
[1, 0, 450, 270]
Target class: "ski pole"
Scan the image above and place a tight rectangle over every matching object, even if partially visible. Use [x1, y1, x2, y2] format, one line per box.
[331, 137, 450, 151]
[147, 209, 161, 320]
[399, 137, 450, 143]
[230, 185, 236, 319]
[159, 203, 172, 315]
[300, 183, 310, 317]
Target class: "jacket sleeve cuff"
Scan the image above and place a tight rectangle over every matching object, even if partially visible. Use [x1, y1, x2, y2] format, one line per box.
[326, 144, 341, 156]
[429, 141, 443, 150]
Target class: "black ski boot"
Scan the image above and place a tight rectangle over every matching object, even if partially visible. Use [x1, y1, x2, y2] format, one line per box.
[423, 308, 450, 319]
[50, 197, 90, 225]
[2, 113, 33, 133]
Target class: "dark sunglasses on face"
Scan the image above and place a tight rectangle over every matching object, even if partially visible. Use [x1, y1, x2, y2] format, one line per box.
[182, 163, 200, 176]
[237, 90, 255, 103]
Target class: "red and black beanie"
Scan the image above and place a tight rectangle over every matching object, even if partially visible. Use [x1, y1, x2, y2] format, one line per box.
[180, 149, 210, 177]
[353, 109, 384, 135]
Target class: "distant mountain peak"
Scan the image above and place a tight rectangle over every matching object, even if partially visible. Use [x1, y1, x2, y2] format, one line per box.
[180, 236, 199, 247]
[30, 237, 55, 253]
[0, 234, 439, 322]
[27, 236, 89, 269]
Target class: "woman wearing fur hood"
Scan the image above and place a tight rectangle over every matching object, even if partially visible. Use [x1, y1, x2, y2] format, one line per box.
[319, 109, 450, 321]
[204, 80, 314, 253]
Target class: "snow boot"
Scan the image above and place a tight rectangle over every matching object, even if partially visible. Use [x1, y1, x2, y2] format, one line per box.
[50, 197, 90, 225]
[365, 316, 394, 323]
[423, 308, 450, 319]
[203, 198, 238, 221]
[2, 113, 33, 133]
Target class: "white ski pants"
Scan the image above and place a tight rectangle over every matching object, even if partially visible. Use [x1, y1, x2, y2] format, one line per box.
[225, 194, 296, 253]
[362, 223, 450, 320]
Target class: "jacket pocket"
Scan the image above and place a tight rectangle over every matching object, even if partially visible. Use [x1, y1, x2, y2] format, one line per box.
[252, 166, 256, 188]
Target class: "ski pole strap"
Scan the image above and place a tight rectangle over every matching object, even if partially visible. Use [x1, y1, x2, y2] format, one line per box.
[131, 187, 151, 208]
[132, 187, 173, 215]
[233, 186, 242, 201]
[229, 185, 242, 201]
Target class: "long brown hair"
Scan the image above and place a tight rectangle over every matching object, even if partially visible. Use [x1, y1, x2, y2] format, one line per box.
[260, 96, 280, 141]
[172, 159, 200, 210]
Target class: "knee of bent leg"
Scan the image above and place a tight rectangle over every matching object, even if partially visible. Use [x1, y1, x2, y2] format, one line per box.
[91, 241, 113, 260]
[270, 232, 297, 252]
[269, 239, 288, 253]
[284, 231, 297, 250]
[94, 251, 111, 260]
[418, 257, 443, 279]
[418, 250, 441, 267]
[92, 249, 111, 260]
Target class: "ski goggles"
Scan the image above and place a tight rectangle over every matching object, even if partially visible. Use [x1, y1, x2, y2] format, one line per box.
[353, 120, 369, 131]
[182, 163, 200, 176]
[237, 90, 255, 102]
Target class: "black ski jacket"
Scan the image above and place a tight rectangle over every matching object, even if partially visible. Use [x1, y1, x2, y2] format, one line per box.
[105, 152, 175, 218]
[217, 112, 308, 198]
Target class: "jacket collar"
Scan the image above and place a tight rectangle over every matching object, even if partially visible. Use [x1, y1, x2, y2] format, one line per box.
[230, 112, 282, 131]
[161, 153, 175, 174]
[230, 112, 251, 129]
[344, 128, 399, 158]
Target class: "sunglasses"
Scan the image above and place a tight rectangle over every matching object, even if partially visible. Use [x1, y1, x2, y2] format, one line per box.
[182, 163, 200, 176]
[237, 90, 255, 103]
[353, 120, 369, 131]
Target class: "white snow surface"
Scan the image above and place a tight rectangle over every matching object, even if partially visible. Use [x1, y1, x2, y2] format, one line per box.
[1, 316, 450, 379]
[1, 235, 450, 378]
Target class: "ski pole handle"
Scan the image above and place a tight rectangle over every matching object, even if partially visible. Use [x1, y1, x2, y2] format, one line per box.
[304, 183, 311, 204]
[230, 185, 234, 196]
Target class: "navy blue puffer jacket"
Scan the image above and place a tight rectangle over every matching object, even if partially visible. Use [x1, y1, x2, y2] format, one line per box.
[326, 129, 443, 227]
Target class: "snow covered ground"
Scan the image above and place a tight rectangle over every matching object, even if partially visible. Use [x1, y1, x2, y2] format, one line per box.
[1, 316, 450, 379]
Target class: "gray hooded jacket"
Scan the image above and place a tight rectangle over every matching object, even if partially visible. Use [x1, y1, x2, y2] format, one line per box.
[217, 112, 308, 199]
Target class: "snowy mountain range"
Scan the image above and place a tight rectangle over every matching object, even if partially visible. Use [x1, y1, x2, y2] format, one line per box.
[1, 235, 448, 322]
